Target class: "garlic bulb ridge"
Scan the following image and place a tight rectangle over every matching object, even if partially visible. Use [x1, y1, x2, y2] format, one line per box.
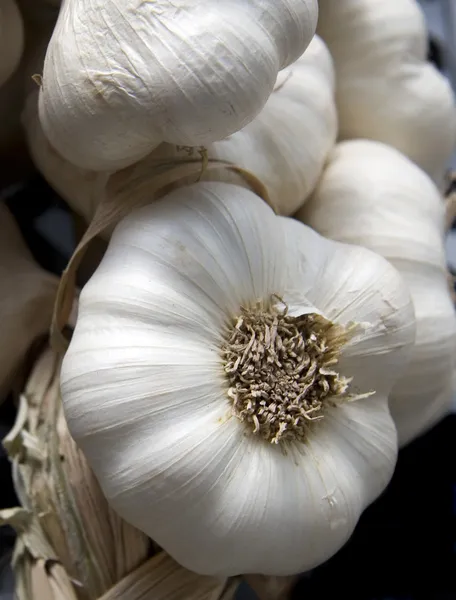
[61, 181, 415, 576]
[299, 140, 456, 446]
[317, 0, 456, 185]
[38, 0, 318, 171]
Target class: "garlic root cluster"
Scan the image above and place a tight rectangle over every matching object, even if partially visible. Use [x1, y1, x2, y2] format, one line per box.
[317, 0, 456, 186]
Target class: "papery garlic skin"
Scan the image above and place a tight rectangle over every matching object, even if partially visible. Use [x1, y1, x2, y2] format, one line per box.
[0, 0, 24, 86]
[61, 181, 415, 576]
[317, 0, 456, 186]
[298, 140, 456, 446]
[0, 204, 58, 400]
[39, 0, 318, 171]
[25, 35, 337, 223]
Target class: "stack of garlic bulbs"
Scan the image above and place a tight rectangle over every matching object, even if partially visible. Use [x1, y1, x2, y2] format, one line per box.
[317, 0, 456, 187]
[0, 0, 455, 598]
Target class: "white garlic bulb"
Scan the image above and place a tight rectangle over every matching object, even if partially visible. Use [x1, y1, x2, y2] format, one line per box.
[298, 140, 456, 446]
[317, 0, 456, 186]
[24, 35, 337, 223]
[61, 181, 415, 576]
[0, 0, 24, 86]
[38, 0, 318, 171]
[0, 203, 58, 400]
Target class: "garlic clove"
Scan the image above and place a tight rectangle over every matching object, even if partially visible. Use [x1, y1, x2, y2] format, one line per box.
[61, 181, 415, 576]
[387, 261, 456, 445]
[317, 0, 428, 70]
[0, 203, 58, 399]
[39, 0, 318, 171]
[62, 329, 228, 439]
[282, 217, 416, 396]
[299, 141, 446, 268]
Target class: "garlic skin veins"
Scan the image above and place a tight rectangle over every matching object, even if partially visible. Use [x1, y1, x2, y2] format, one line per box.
[298, 140, 456, 446]
[0, 203, 58, 399]
[24, 35, 337, 224]
[38, 0, 318, 171]
[317, 0, 456, 186]
[61, 181, 415, 576]
[0, 0, 24, 86]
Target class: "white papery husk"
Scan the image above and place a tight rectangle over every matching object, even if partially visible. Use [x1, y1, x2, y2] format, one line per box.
[0, 339, 239, 600]
[298, 139, 456, 446]
[0, 203, 58, 401]
[317, 0, 456, 187]
[38, 0, 318, 171]
[24, 34, 337, 228]
[60, 181, 415, 577]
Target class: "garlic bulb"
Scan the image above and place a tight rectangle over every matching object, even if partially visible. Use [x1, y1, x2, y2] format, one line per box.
[38, 0, 318, 171]
[298, 140, 456, 446]
[61, 181, 415, 576]
[0, 203, 58, 400]
[0, 0, 24, 86]
[25, 35, 337, 225]
[317, 0, 456, 185]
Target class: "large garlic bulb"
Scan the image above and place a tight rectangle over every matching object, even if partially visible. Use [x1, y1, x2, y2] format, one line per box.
[61, 181, 415, 576]
[317, 0, 456, 186]
[298, 140, 456, 446]
[0, 203, 58, 400]
[24, 35, 337, 222]
[38, 0, 318, 172]
[0, 0, 24, 86]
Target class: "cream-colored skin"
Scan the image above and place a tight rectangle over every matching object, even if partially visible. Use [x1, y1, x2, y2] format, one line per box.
[298, 140, 456, 446]
[25, 35, 337, 224]
[0, 0, 24, 86]
[61, 181, 415, 576]
[0, 204, 58, 400]
[317, 0, 456, 186]
[39, 0, 318, 171]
